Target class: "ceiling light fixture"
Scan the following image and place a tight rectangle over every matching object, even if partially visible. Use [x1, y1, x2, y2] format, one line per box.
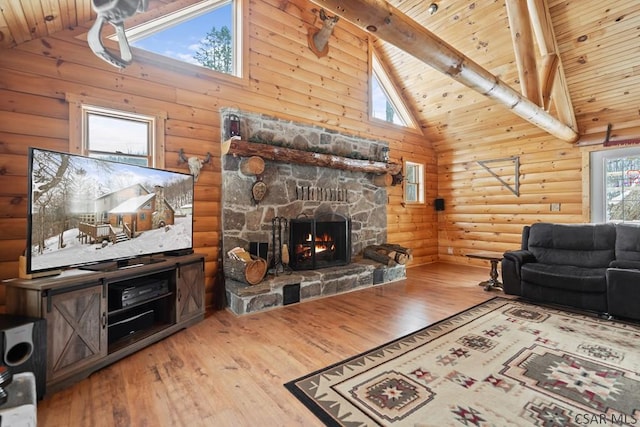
[428, 3, 438, 15]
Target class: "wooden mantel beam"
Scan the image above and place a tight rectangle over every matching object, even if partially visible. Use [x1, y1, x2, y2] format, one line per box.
[221, 138, 402, 175]
[308, 0, 578, 143]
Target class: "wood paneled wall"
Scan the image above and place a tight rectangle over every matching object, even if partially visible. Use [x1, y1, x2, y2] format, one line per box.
[0, 0, 436, 309]
[436, 127, 586, 265]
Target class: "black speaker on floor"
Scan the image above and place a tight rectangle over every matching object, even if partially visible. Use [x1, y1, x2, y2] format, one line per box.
[0, 314, 46, 400]
[434, 198, 445, 211]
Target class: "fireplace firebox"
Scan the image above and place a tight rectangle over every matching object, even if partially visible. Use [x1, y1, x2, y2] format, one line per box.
[289, 214, 351, 270]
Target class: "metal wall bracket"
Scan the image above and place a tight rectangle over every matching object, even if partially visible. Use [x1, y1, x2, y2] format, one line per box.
[477, 156, 520, 197]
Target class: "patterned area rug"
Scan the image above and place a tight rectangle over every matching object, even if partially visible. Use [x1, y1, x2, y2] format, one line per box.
[285, 297, 640, 426]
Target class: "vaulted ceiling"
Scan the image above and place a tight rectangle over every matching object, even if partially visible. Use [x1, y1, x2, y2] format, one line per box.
[372, 0, 640, 151]
[1, 0, 638, 152]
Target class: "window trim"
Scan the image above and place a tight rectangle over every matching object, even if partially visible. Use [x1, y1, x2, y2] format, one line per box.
[369, 50, 419, 130]
[403, 160, 425, 205]
[66, 93, 166, 168]
[123, 0, 245, 80]
[590, 145, 640, 223]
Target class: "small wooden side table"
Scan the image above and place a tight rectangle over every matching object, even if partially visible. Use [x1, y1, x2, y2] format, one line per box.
[466, 252, 504, 291]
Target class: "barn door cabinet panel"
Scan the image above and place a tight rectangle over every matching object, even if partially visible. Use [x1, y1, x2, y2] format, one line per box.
[44, 283, 107, 385]
[176, 259, 205, 322]
[4, 253, 205, 395]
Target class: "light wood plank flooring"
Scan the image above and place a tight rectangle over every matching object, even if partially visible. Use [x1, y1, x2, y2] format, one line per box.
[37, 262, 498, 426]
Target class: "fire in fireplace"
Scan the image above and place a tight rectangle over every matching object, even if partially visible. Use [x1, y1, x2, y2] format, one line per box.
[289, 213, 351, 270]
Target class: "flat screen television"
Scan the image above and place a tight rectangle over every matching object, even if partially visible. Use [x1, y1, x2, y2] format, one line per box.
[26, 147, 194, 274]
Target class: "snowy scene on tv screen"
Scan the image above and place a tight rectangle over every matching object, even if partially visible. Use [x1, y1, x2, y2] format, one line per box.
[28, 149, 194, 272]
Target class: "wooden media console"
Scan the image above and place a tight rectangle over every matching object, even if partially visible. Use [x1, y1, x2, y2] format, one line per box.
[3, 253, 205, 395]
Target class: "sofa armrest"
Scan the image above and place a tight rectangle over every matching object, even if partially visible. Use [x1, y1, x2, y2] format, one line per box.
[609, 259, 640, 270]
[606, 268, 640, 320]
[503, 250, 536, 265]
[501, 250, 536, 296]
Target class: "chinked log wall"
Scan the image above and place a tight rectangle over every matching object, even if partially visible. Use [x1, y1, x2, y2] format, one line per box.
[0, 0, 436, 310]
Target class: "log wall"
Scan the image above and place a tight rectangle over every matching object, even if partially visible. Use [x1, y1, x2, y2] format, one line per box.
[436, 128, 586, 266]
[0, 0, 436, 310]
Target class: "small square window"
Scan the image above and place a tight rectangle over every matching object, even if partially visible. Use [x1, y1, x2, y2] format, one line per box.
[83, 106, 155, 167]
[67, 93, 166, 168]
[404, 161, 425, 204]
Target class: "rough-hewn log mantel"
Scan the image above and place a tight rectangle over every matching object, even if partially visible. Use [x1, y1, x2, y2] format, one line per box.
[221, 138, 402, 175]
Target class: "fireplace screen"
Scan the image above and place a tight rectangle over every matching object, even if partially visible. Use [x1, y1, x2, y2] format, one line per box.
[289, 214, 351, 270]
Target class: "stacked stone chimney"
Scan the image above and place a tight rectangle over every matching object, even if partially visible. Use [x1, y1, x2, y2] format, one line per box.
[220, 109, 389, 263]
[152, 185, 167, 228]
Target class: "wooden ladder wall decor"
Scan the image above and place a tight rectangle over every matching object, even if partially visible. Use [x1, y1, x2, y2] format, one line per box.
[477, 156, 520, 197]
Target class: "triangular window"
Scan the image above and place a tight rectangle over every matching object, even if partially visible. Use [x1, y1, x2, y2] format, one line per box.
[370, 53, 417, 129]
[124, 0, 241, 77]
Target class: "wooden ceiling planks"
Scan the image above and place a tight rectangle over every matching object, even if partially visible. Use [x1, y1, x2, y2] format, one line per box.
[40, 0, 65, 33]
[0, 9, 10, 48]
[75, 0, 93, 25]
[0, 0, 30, 46]
[16, 0, 47, 41]
[0, 0, 638, 151]
[549, 0, 640, 138]
[58, 0, 77, 29]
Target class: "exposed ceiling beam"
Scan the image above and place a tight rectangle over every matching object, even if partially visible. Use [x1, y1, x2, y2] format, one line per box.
[527, 0, 578, 132]
[505, 0, 542, 107]
[308, 0, 578, 143]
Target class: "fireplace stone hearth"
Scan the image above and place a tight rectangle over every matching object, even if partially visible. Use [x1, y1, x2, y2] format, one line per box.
[225, 260, 406, 315]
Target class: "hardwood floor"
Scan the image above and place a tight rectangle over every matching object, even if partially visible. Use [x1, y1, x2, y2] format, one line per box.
[37, 263, 498, 426]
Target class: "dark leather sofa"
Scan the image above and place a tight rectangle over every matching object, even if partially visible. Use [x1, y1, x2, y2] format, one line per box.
[502, 222, 640, 321]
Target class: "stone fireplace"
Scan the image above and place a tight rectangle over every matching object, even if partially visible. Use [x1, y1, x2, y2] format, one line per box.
[220, 109, 405, 314]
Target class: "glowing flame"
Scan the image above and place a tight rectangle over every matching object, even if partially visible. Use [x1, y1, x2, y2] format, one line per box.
[305, 233, 335, 254]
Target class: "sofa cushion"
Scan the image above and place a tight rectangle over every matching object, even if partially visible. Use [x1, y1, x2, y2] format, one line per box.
[521, 263, 608, 293]
[527, 223, 615, 268]
[615, 223, 640, 262]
